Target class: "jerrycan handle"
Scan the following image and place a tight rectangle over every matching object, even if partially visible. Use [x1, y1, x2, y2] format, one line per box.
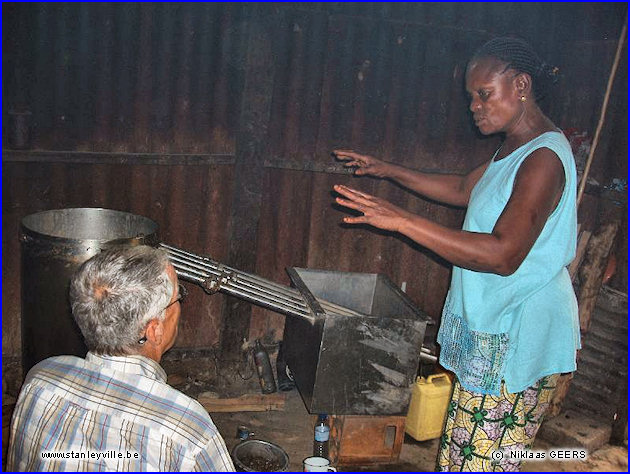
[426, 373, 451, 384]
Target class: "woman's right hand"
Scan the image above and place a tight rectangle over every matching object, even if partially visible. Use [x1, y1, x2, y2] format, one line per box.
[333, 149, 390, 178]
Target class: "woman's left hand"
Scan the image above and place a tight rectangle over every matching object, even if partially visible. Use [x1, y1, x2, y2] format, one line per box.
[333, 184, 409, 233]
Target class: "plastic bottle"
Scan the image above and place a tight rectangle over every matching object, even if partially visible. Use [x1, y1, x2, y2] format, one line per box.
[253, 339, 277, 394]
[313, 414, 330, 459]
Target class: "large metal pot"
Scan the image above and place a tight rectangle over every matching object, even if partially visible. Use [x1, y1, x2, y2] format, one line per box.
[20, 208, 159, 374]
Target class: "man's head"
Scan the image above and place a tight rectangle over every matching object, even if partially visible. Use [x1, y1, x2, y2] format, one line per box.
[69, 245, 181, 360]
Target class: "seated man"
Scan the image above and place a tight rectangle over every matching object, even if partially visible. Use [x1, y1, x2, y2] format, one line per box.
[7, 245, 235, 471]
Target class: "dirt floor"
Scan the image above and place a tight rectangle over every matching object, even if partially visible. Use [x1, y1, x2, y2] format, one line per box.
[157, 348, 628, 472]
[3, 350, 627, 472]
[205, 385, 627, 472]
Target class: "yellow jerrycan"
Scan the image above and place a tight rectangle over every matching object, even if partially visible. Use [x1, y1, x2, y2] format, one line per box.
[405, 373, 453, 441]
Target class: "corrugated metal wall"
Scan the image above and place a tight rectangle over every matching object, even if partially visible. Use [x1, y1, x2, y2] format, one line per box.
[564, 286, 627, 421]
[3, 3, 627, 358]
[3, 3, 247, 152]
[4, 3, 624, 153]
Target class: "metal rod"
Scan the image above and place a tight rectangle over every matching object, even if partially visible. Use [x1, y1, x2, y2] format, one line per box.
[286, 267, 326, 318]
[162, 243, 307, 301]
[163, 244, 325, 305]
[168, 253, 308, 310]
[161, 243, 362, 318]
[318, 299, 363, 317]
[175, 267, 313, 322]
[171, 262, 313, 318]
[419, 352, 438, 363]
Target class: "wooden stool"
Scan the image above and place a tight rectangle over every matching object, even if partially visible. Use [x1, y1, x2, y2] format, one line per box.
[328, 415, 406, 466]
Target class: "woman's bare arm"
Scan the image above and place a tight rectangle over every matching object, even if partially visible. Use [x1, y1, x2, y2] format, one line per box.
[333, 149, 489, 207]
[333, 148, 565, 275]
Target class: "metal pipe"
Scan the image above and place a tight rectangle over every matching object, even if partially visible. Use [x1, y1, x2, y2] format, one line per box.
[174, 260, 357, 319]
[173, 264, 314, 321]
[171, 262, 313, 319]
[168, 253, 308, 310]
[164, 244, 320, 304]
[161, 243, 362, 318]
[162, 243, 309, 301]
[315, 298, 362, 317]
[419, 352, 438, 363]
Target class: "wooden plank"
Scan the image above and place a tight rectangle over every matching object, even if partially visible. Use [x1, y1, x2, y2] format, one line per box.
[220, 14, 277, 359]
[547, 373, 574, 418]
[197, 393, 286, 413]
[577, 222, 619, 333]
[569, 229, 592, 280]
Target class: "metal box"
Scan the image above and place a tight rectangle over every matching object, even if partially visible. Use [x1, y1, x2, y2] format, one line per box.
[283, 268, 431, 415]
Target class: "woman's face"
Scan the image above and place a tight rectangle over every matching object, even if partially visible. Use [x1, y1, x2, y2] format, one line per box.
[465, 57, 523, 135]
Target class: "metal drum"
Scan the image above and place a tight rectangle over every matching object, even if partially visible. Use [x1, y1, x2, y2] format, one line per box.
[20, 208, 159, 374]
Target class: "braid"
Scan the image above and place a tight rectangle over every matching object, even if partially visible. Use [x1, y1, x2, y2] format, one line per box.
[472, 37, 559, 100]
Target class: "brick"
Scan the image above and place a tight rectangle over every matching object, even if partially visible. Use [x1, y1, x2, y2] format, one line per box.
[538, 410, 612, 452]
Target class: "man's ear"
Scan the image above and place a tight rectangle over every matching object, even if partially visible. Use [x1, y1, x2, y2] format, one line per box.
[144, 318, 164, 346]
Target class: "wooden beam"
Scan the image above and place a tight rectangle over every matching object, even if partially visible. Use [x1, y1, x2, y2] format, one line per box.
[219, 14, 276, 360]
[547, 373, 574, 418]
[577, 222, 620, 333]
[197, 393, 286, 413]
[568, 229, 592, 281]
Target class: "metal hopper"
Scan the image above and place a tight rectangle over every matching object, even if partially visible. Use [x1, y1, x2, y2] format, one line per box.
[160, 243, 432, 415]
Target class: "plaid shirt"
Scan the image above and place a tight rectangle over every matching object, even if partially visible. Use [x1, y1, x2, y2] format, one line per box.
[7, 353, 235, 471]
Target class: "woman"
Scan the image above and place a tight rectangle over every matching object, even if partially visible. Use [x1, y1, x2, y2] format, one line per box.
[333, 37, 580, 471]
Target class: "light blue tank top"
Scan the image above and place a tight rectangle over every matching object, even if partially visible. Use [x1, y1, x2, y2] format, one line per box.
[437, 131, 581, 395]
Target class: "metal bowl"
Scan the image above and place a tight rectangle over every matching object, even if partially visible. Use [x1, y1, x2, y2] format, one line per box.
[232, 439, 289, 472]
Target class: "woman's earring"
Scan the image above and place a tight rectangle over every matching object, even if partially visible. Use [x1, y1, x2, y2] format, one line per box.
[520, 96, 527, 102]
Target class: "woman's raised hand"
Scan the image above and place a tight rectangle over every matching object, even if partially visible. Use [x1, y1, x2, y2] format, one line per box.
[333, 150, 390, 178]
[333, 184, 409, 233]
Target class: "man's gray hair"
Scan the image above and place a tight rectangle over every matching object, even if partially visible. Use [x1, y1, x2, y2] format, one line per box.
[69, 245, 173, 355]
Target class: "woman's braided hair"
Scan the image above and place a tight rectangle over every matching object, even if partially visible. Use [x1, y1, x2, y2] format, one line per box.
[472, 37, 559, 101]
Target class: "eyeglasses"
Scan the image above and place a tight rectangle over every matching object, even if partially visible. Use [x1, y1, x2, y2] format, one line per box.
[138, 284, 187, 345]
[165, 283, 187, 310]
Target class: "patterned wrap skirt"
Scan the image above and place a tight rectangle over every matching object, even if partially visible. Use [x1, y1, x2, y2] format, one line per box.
[436, 374, 558, 472]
